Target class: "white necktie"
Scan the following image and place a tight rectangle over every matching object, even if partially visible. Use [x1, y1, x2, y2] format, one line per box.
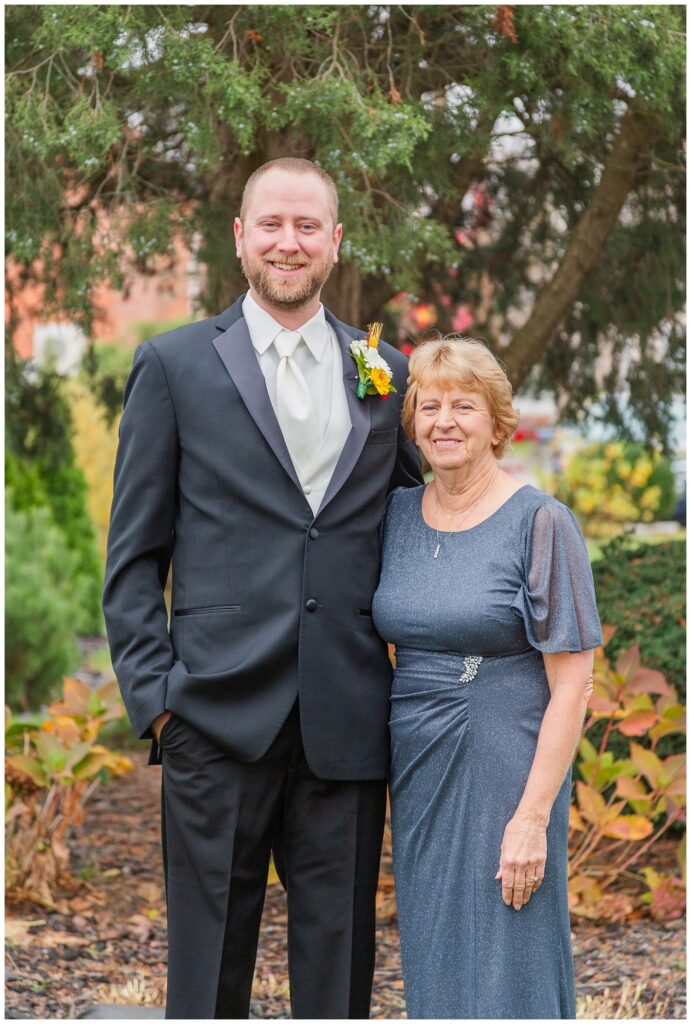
[274, 330, 320, 475]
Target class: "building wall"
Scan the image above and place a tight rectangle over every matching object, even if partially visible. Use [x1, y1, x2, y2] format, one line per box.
[7, 235, 200, 363]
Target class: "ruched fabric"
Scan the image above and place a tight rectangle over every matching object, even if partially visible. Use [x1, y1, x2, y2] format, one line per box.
[372, 484, 602, 1019]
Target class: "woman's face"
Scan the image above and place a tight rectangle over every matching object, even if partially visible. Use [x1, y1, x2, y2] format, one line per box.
[413, 380, 499, 473]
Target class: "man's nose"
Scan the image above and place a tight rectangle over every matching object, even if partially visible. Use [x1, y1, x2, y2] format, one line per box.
[276, 228, 300, 251]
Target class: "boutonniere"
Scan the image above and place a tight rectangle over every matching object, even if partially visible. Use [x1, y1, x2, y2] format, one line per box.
[349, 322, 397, 400]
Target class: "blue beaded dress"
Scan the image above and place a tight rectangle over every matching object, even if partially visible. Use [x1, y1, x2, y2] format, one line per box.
[372, 484, 602, 1020]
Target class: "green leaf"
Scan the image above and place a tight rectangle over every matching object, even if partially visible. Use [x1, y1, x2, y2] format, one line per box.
[7, 754, 49, 788]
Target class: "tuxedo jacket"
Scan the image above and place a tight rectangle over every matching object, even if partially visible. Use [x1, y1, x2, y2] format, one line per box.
[102, 294, 423, 780]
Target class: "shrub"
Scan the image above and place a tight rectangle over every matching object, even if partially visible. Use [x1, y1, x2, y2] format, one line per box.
[6, 356, 104, 635]
[66, 380, 120, 562]
[592, 535, 685, 705]
[6, 677, 134, 907]
[558, 441, 677, 538]
[568, 635, 685, 922]
[5, 496, 82, 709]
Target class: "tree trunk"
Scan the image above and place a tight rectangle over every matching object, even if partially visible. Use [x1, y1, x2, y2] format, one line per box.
[503, 103, 661, 389]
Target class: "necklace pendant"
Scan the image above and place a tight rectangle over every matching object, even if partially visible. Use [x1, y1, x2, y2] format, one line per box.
[433, 543, 441, 559]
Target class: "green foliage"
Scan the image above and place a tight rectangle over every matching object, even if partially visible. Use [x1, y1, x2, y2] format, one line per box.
[557, 441, 677, 537]
[592, 536, 685, 704]
[81, 318, 192, 422]
[5, 5, 685, 445]
[6, 354, 104, 633]
[5, 497, 82, 710]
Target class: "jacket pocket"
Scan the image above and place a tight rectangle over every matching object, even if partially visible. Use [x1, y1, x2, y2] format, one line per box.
[365, 428, 398, 446]
[174, 604, 243, 617]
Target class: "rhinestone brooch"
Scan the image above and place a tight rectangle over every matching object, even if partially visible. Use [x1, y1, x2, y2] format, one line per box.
[459, 656, 483, 683]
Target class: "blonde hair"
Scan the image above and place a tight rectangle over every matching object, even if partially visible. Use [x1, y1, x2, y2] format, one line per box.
[240, 158, 339, 225]
[402, 336, 520, 459]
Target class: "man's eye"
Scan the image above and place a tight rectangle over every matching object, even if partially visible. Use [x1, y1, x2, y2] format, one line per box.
[300, 224, 317, 231]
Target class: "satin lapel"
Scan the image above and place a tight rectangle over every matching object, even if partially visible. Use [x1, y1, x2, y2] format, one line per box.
[318, 316, 371, 514]
[212, 317, 303, 493]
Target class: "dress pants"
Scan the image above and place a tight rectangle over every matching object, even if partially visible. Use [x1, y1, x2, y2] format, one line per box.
[159, 703, 387, 1019]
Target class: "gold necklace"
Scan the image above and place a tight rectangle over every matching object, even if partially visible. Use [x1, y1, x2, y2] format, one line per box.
[431, 470, 498, 559]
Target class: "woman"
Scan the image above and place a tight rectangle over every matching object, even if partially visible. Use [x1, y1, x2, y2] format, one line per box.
[372, 338, 601, 1019]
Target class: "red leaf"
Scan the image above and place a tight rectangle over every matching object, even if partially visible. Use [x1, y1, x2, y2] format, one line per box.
[618, 709, 658, 736]
[628, 668, 674, 697]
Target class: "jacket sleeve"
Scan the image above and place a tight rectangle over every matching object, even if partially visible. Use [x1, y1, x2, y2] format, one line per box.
[102, 341, 179, 739]
[388, 423, 424, 493]
[387, 349, 424, 492]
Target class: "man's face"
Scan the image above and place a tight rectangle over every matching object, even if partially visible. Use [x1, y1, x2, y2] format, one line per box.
[234, 169, 342, 312]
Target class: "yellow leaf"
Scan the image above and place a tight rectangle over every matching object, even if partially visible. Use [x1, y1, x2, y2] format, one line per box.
[630, 742, 663, 786]
[576, 782, 606, 825]
[615, 777, 649, 801]
[569, 805, 586, 831]
[602, 814, 654, 840]
[267, 858, 281, 886]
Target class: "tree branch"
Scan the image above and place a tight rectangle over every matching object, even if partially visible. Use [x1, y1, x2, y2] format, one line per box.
[502, 102, 662, 389]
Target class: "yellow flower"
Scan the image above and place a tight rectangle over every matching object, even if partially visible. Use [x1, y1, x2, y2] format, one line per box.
[367, 322, 383, 348]
[639, 485, 661, 510]
[630, 457, 653, 488]
[605, 442, 625, 461]
[370, 367, 392, 394]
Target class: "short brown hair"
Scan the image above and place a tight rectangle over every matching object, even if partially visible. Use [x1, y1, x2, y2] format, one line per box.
[240, 158, 339, 225]
[402, 336, 520, 459]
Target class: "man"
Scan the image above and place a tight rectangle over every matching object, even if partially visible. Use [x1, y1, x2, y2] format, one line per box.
[103, 157, 422, 1019]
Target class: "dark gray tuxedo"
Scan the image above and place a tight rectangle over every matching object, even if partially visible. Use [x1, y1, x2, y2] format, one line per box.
[103, 293, 422, 1019]
[103, 294, 421, 777]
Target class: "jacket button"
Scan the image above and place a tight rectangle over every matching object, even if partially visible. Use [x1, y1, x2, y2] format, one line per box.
[305, 599, 318, 612]
[309, 527, 319, 539]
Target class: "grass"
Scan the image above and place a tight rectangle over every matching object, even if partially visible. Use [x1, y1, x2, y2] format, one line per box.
[576, 981, 672, 1019]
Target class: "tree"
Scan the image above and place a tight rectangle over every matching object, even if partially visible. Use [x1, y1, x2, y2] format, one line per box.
[5, 5, 685, 445]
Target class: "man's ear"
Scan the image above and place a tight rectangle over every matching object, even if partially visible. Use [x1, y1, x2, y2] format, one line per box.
[233, 217, 244, 259]
[332, 222, 343, 264]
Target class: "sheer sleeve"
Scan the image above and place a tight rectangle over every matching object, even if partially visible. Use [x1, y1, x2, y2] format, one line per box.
[511, 499, 603, 653]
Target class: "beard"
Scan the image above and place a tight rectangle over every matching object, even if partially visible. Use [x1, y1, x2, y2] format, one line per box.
[239, 249, 335, 311]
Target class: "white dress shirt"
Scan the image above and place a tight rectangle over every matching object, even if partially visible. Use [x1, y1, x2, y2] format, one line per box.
[242, 292, 352, 514]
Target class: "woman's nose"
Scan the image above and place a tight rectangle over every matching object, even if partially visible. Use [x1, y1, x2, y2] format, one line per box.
[435, 405, 455, 427]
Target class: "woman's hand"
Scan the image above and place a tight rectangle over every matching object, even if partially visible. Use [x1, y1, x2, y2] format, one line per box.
[495, 814, 547, 910]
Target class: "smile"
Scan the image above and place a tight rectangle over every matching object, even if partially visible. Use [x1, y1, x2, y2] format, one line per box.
[268, 261, 306, 273]
[432, 439, 463, 448]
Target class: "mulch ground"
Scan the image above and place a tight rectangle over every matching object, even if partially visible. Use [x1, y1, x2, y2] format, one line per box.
[6, 751, 686, 1019]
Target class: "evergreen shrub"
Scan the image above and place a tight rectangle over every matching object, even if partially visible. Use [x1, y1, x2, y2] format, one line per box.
[6, 495, 82, 709]
[592, 535, 685, 706]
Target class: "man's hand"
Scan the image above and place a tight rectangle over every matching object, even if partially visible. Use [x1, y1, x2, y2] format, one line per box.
[152, 710, 172, 744]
